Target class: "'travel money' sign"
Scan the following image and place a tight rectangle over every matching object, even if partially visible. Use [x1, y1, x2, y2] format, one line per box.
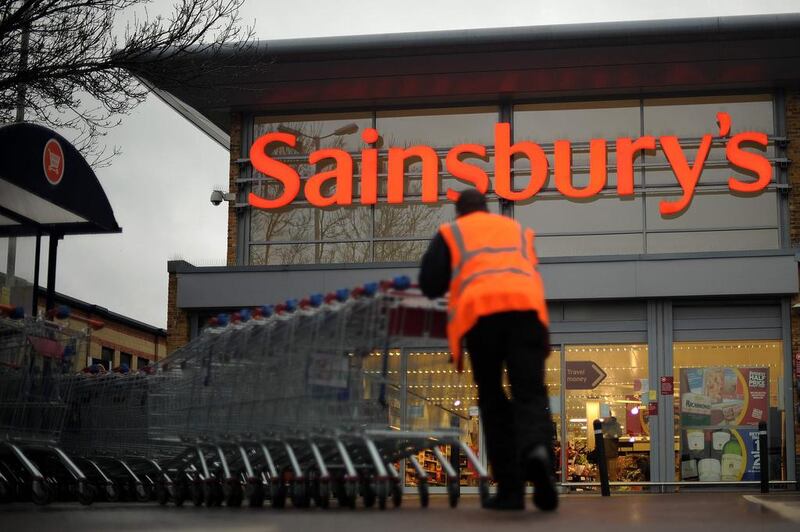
[566, 361, 607, 390]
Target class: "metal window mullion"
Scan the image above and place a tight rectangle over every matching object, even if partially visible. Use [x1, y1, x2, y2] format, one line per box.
[780, 298, 796, 482]
[239, 114, 255, 266]
[559, 344, 567, 485]
[660, 300, 674, 488]
[774, 90, 790, 248]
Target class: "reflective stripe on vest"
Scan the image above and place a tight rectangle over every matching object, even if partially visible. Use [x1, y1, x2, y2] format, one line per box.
[446, 266, 533, 322]
[448, 222, 526, 281]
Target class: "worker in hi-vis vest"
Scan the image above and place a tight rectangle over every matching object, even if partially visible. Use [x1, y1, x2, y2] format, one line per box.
[419, 189, 557, 512]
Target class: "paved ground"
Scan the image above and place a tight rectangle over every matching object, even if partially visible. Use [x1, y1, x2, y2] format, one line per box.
[2, 493, 799, 532]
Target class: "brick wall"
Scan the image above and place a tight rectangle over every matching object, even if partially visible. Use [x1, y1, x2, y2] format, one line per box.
[786, 90, 800, 479]
[167, 271, 189, 354]
[227, 113, 242, 266]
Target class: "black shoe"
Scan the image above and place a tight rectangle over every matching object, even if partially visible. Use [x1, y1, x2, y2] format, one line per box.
[481, 493, 524, 511]
[525, 445, 559, 512]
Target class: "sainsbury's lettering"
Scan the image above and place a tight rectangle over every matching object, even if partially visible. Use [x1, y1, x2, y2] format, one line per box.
[248, 113, 772, 213]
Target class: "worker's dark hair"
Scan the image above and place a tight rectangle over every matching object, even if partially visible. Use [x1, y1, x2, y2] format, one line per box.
[455, 189, 489, 217]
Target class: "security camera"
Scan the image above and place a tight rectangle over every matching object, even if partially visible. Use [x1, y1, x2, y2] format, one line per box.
[210, 189, 236, 206]
[210, 190, 224, 206]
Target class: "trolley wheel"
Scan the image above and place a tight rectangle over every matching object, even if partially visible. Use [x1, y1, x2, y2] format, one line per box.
[362, 480, 376, 508]
[204, 480, 223, 507]
[291, 480, 309, 508]
[478, 477, 490, 507]
[270, 483, 286, 509]
[317, 480, 330, 509]
[106, 483, 120, 503]
[417, 480, 429, 508]
[447, 479, 459, 509]
[174, 481, 189, 507]
[345, 478, 357, 509]
[156, 483, 169, 506]
[225, 480, 243, 507]
[191, 481, 204, 506]
[31, 480, 51, 506]
[247, 481, 264, 508]
[391, 481, 402, 508]
[376, 479, 388, 510]
[77, 483, 95, 506]
[135, 482, 150, 503]
[334, 478, 348, 508]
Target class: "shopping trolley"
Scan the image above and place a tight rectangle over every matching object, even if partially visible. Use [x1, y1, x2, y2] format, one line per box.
[0, 307, 95, 505]
[142, 278, 489, 510]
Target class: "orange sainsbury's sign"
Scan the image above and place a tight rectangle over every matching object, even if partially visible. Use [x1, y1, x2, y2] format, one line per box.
[248, 112, 771, 216]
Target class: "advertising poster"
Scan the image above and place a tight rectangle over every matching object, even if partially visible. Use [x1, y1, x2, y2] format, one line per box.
[678, 367, 768, 482]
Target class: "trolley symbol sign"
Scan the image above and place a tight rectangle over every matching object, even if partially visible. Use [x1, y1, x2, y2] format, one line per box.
[566, 361, 607, 390]
[43, 138, 64, 185]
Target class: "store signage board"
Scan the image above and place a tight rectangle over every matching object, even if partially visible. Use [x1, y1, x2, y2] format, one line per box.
[565, 361, 606, 390]
[249, 112, 771, 216]
[660, 376, 674, 395]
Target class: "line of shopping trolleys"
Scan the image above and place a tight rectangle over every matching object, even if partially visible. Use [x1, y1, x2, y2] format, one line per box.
[0, 278, 490, 509]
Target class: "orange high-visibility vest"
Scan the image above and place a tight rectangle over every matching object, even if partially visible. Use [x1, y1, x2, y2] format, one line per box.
[439, 211, 549, 370]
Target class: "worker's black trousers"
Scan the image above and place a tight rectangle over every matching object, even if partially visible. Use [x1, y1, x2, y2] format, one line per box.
[464, 310, 553, 488]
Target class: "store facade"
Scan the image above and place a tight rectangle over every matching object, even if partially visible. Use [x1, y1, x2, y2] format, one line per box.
[142, 15, 800, 489]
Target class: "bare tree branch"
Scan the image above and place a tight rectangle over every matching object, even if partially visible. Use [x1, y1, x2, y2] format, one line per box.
[0, 0, 259, 166]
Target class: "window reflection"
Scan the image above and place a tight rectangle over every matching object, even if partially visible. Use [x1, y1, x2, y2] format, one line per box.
[514, 100, 641, 143]
[643, 95, 774, 137]
[376, 107, 498, 147]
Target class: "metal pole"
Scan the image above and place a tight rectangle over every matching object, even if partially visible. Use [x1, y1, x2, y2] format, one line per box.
[4, 237, 15, 295]
[31, 231, 41, 316]
[593, 419, 610, 496]
[45, 234, 60, 311]
[759, 421, 769, 494]
[6, 24, 31, 298]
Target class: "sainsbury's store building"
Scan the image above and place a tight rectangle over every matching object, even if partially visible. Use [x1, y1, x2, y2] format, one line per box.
[140, 14, 800, 489]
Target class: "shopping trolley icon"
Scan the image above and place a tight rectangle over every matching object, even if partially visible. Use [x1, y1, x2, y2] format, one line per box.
[47, 151, 61, 174]
[43, 138, 64, 184]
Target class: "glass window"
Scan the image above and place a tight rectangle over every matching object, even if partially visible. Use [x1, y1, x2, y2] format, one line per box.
[376, 107, 498, 148]
[646, 229, 779, 254]
[250, 242, 371, 265]
[564, 344, 650, 484]
[645, 192, 778, 231]
[535, 234, 644, 257]
[673, 341, 784, 482]
[254, 112, 372, 152]
[404, 349, 478, 487]
[643, 95, 774, 138]
[514, 100, 641, 143]
[247, 94, 781, 264]
[119, 352, 132, 368]
[515, 195, 643, 235]
[136, 356, 149, 371]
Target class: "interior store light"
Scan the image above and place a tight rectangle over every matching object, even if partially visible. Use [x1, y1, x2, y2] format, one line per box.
[569, 418, 587, 423]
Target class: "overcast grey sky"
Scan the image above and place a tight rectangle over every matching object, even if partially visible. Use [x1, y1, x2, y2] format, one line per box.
[2, 0, 799, 328]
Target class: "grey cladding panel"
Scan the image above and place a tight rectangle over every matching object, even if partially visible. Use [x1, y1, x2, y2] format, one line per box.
[562, 301, 647, 322]
[175, 254, 798, 309]
[673, 303, 781, 339]
[674, 304, 780, 320]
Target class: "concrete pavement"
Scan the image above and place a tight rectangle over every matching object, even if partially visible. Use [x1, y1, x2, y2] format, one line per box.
[1, 492, 799, 532]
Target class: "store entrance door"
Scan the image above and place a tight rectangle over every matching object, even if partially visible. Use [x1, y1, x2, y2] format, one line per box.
[559, 344, 652, 485]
